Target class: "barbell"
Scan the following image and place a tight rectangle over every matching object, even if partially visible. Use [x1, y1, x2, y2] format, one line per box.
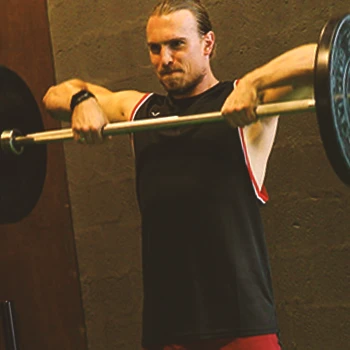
[0, 14, 350, 224]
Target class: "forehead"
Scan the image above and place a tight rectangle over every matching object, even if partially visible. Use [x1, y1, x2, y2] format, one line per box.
[146, 9, 199, 42]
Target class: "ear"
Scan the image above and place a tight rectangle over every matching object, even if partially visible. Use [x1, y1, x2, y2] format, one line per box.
[202, 31, 215, 57]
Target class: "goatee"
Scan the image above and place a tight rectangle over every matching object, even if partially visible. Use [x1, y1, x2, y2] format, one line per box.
[160, 74, 205, 98]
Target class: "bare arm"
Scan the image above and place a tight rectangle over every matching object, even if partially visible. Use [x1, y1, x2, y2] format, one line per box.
[43, 79, 146, 142]
[244, 43, 316, 101]
[221, 43, 317, 126]
[43, 79, 145, 122]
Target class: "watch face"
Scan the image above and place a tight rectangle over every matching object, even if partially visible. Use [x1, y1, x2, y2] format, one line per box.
[315, 14, 350, 185]
[330, 15, 350, 171]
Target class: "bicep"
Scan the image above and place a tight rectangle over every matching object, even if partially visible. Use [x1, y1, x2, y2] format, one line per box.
[89, 89, 147, 122]
[261, 76, 313, 104]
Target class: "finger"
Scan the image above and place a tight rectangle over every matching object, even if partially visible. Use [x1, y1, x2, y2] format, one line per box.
[223, 115, 239, 128]
[247, 105, 258, 123]
[222, 109, 244, 128]
[90, 130, 104, 144]
[73, 131, 81, 142]
[78, 135, 86, 144]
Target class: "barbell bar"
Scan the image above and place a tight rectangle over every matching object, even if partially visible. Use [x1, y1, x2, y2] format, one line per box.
[2, 98, 317, 151]
[0, 13, 349, 224]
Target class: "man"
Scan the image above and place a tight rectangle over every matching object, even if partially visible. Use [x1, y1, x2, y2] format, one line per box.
[43, 1, 316, 349]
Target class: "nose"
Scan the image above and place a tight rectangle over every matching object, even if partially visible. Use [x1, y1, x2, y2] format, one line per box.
[160, 46, 173, 66]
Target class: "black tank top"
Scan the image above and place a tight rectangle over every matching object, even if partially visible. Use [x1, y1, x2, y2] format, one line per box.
[131, 82, 278, 347]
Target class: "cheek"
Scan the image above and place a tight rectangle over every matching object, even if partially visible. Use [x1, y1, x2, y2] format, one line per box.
[183, 49, 203, 68]
[175, 52, 190, 68]
[149, 54, 160, 68]
[183, 55, 200, 72]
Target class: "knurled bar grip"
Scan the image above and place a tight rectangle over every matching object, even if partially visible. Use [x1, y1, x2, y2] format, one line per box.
[12, 98, 316, 146]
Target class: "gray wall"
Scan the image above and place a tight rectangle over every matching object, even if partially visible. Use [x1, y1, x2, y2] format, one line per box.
[46, 1, 350, 349]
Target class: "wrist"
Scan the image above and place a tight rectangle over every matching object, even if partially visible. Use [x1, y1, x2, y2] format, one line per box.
[70, 90, 96, 112]
[240, 71, 263, 92]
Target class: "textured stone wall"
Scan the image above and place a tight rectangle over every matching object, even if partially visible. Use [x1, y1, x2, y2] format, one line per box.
[46, 1, 350, 349]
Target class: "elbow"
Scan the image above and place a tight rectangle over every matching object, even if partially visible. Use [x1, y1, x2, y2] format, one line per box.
[42, 86, 55, 110]
[301, 43, 318, 74]
[42, 83, 74, 122]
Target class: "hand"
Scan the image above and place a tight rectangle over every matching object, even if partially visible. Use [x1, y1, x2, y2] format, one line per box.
[221, 79, 259, 128]
[71, 97, 109, 144]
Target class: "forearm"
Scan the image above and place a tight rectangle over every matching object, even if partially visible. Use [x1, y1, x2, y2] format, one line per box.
[43, 79, 113, 122]
[43, 79, 145, 123]
[221, 43, 318, 132]
[43, 79, 87, 121]
[240, 43, 317, 98]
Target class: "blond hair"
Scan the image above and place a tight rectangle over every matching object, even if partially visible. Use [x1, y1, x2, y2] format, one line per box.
[150, 0, 215, 57]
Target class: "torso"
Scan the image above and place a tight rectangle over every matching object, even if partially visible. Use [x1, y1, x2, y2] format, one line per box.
[131, 82, 278, 347]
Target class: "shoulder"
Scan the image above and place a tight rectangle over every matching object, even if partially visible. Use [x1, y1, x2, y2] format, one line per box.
[130, 93, 171, 121]
[99, 90, 152, 122]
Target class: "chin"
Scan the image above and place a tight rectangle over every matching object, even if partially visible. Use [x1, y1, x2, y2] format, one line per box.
[162, 73, 205, 96]
[166, 83, 200, 98]
[161, 77, 190, 92]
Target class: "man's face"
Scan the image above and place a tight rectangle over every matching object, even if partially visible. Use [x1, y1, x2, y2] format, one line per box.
[146, 10, 212, 97]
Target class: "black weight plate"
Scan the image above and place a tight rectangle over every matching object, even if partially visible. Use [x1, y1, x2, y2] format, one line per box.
[0, 66, 47, 224]
[314, 14, 350, 186]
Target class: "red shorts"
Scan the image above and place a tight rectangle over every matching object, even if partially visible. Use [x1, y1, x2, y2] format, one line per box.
[143, 334, 282, 350]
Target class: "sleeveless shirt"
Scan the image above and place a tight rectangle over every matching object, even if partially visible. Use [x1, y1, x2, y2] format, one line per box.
[131, 82, 278, 347]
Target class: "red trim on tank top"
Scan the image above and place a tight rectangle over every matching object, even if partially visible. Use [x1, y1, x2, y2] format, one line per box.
[238, 128, 269, 203]
[129, 93, 154, 155]
[129, 93, 154, 121]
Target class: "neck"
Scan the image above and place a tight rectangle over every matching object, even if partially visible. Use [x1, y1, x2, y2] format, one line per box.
[170, 71, 219, 99]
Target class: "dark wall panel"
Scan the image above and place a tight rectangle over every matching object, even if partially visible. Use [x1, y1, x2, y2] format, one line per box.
[0, 1, 87, 349]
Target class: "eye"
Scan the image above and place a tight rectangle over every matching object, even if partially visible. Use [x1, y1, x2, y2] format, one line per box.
[149, 44, 161, 55]
[169, 39, 185, 50]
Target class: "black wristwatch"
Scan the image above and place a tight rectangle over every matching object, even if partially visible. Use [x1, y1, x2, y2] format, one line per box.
[70, 90, 96, 111]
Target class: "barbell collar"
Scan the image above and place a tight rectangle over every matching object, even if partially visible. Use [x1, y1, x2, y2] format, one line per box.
[1, 129, 24, 155]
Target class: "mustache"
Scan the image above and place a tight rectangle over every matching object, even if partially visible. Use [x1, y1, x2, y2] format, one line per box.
[159, 67, 184, 76]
